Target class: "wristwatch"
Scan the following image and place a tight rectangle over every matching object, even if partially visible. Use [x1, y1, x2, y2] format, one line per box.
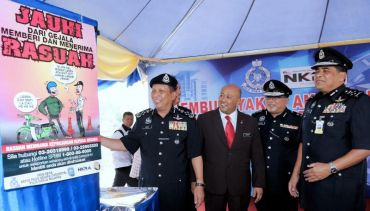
[195, 182, 205, 187]
[329, 162, 338, 174]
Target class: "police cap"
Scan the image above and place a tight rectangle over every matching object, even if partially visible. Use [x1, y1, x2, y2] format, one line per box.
[74, 81, 83, 86]
[149, 73, 178, 90]
[263, 80, 292, 97]
[311, 47, 353, 71]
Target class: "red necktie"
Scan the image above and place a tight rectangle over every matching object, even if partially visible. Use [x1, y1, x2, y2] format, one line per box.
[225, 116, 235, 149]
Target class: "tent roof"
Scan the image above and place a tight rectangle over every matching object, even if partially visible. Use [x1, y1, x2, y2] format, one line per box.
[44, 0, 370, 61]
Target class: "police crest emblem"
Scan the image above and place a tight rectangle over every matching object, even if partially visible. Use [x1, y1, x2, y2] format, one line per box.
[241, 59, 271, 93]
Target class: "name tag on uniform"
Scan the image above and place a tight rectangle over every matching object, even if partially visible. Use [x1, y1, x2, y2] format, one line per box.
[243, 133, 252, 137]
[315, 120, 324, 134]
[323, 103, 346, 113]
[169, 121, 187, 131]
[280, 124, 299, 130]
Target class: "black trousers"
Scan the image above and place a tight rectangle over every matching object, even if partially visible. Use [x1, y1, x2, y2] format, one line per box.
[205, 190, 250, 211]
[112, 166, 138, 187]
[255, 191, 298, 211]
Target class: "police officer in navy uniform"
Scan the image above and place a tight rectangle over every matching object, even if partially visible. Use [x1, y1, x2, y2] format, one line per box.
[253, 80, 301, 211]
[101, 73, 205, 211]
[288, 48, 370, 211]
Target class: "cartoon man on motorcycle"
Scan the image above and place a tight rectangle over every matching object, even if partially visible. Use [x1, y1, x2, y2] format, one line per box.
[38, 81, 67, 137]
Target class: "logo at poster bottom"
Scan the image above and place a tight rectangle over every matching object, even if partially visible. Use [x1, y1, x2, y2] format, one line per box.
[241, 59, 270, 93]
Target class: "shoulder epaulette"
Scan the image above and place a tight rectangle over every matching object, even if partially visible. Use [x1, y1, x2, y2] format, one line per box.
[175, 107, 195, 119]
[135, 108, 153, 118]
[332, 88, 363, 103]
[344, 88, 364, 99]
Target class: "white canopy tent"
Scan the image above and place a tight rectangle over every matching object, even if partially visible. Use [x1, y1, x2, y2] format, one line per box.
[42, 0, 370, 62]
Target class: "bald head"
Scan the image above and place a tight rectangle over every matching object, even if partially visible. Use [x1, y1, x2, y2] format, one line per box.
[223, 84, 241, 97]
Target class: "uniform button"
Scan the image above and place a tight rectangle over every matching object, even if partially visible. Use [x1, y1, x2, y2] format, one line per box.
[268, 146, 271, 149]
[286, 131, 290, 134]
[306, 156, 310, 159]
[310, 129, 314, 133]
[158, 174, 162, 178]
[338, 173, 342, 176]
[177, 133, 179, 136]
[330, 115, 334, 118]
[314, 117, 317, 120]
[145, 132, 147, 135]
[307, 142, 310, 146]
[161, 121, 164, 124]
[160, 141, 163, 145]
[159, 152, 162, 155]
[318, 105, 321, 108]
[267, 156, 270, 159]
[273, 120, 276, 123]
[158, 163, 162, 166]
[288, 171, 291, 175]
[271, 128, 275, 131]
[160, 131, 163, 134]
[267, 165, 270, 169]
[269, 137, 273, 140]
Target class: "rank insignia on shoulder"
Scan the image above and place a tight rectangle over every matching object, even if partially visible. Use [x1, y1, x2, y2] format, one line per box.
[169, 121, 187, 131]
[136, 108, 153, 118]
[343, 88, 364, 99]
[323, 103, 346, 113]
[175, 107, 195, 119]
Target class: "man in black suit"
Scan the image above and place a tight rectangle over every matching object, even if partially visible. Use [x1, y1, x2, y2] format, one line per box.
[197, 84, 265, 211]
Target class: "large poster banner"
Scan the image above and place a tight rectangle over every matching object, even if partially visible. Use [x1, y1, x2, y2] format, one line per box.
[0, 0, 100, 190]
[147, 43, 370, 114]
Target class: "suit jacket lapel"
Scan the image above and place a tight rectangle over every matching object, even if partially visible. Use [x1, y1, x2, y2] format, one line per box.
[212, 109, 228, 148]
[231, 111, 244, 148]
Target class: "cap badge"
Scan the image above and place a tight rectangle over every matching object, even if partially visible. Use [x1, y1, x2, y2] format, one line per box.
[162, 74, 170, 83]
[269, 81, 275, 89]
[319, 49, 325, 59]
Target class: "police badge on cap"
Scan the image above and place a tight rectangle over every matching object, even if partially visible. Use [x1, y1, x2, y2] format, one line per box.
[263, 80, 292, 97]
[311, 47, 353, 71]
[149, 73, 178, 90]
